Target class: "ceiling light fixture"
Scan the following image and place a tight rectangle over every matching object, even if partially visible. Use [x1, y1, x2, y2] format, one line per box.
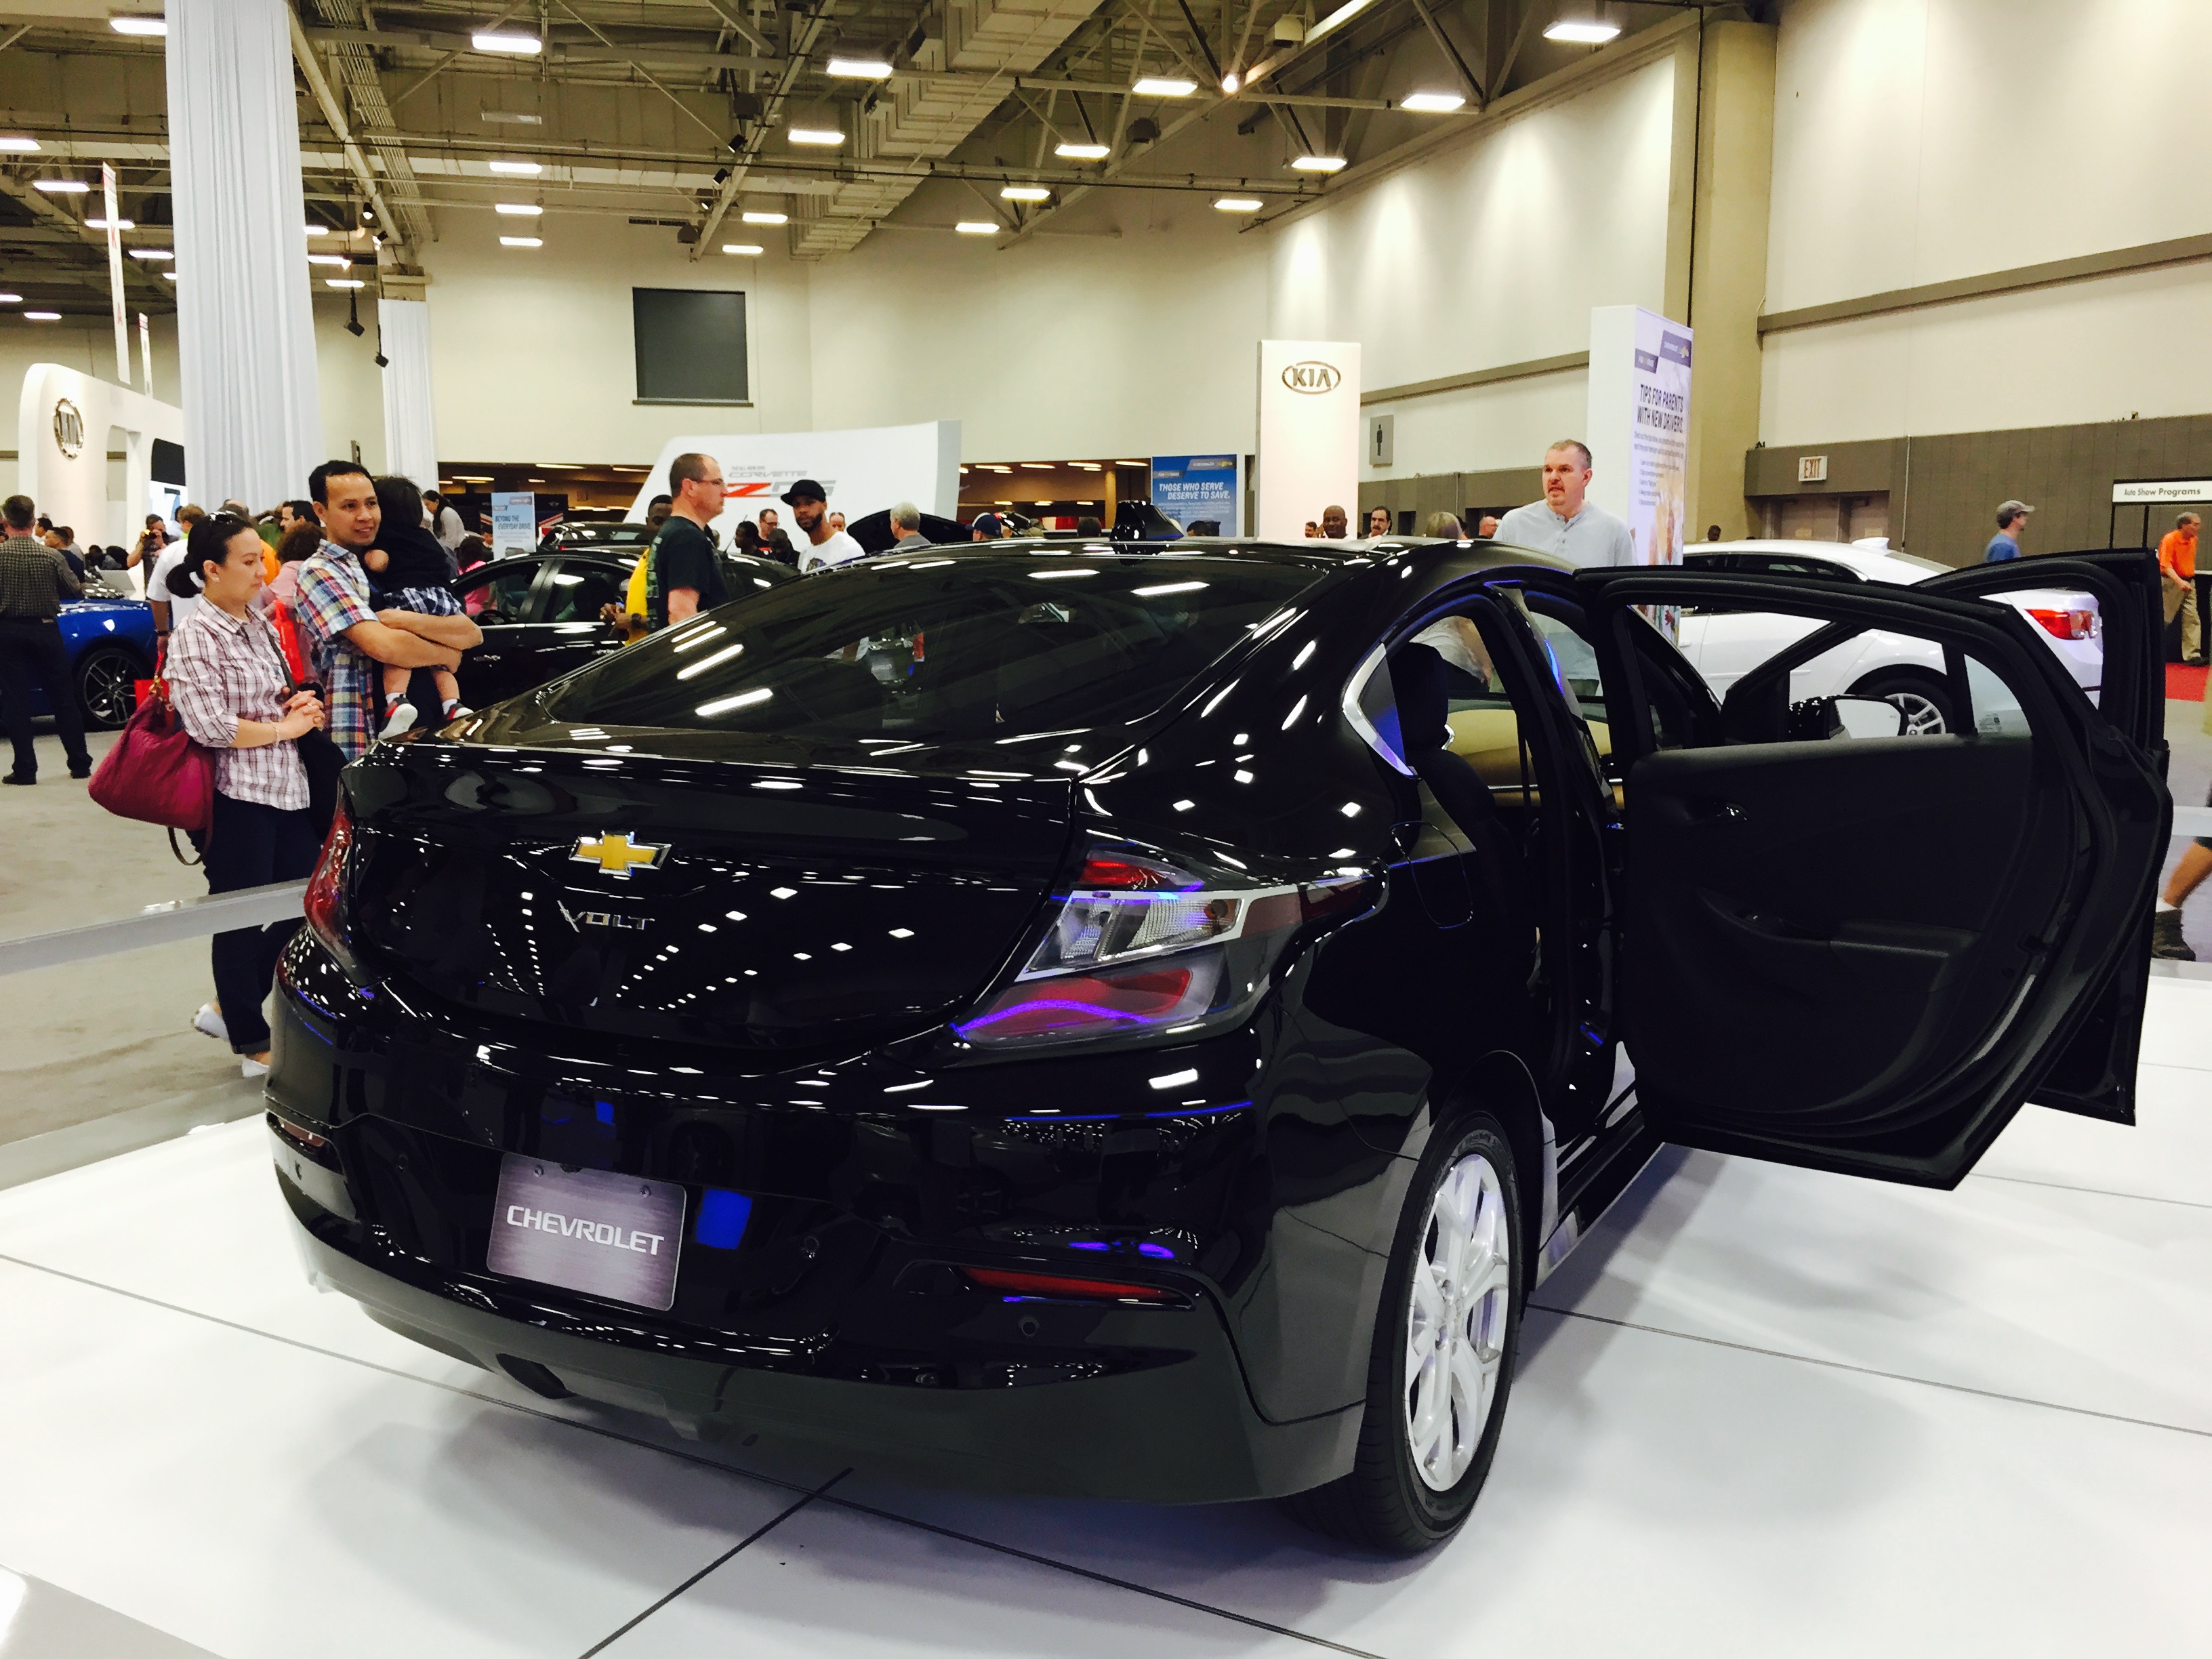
[499, 235, 543, 247]
[472, 31, 543, 54]
[722, 243, 764, 255]
[1221, 71, 1242, 94]
[1000, 184, 1050, 202]
[0, 293, 17, 303]
[85, 217, 134, 229]
[954, 220, 998, 234]
[1132, 76, 1197, 97]
[1214, 196, 1263, 212]
[1305, 0, 1372, 46]
[494, 202, 542, 216]
[488, 159, 543, 175]
[787, 127, 845, 146]
[307, 253, 351, 267]
[33, 180, 89, 194]
[24, 310, 61, 320]
[741, 210, 787, 225]
[1114, 459, 1149, 467]
[325, 278, 367, 289]
[1054, 142, 1109, 160]
[127, 248, 173, 260]
[1543, 18, 1622, 44]
[1290, 155, 1346, 173]
[159, 272, 177, 281]
[109, 14, 166, 36]
[825, 56, 893, 79]
[305, 224, 331, 235]
[0, 137, 40, 152]
[1401, 91, 1466, 113]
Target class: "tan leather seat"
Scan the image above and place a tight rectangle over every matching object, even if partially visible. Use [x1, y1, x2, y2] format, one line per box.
[1446, 708, 1614, 805]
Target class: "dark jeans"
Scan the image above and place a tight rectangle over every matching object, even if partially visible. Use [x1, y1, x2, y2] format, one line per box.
[205, 790, 321, 1054]
[0, 617, 89, 777]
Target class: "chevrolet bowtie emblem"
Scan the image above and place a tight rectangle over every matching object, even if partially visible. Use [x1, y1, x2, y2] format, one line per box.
[571, 832, 669, 878]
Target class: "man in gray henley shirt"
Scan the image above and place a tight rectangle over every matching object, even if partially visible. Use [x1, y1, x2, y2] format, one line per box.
[1492, 440, 1637, 568]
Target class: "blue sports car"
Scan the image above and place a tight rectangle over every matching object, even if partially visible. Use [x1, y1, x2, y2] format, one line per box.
[0, 588, 159, 731]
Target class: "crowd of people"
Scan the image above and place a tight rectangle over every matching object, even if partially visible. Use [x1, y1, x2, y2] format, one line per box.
[1304, 438, 1632, 563]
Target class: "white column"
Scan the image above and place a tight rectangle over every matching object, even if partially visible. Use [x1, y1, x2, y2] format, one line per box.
[377, 297, 440, 491]
[166, 0, 323, 508]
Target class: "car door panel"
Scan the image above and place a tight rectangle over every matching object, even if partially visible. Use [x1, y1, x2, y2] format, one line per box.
[1576, 567, 2167, 1186]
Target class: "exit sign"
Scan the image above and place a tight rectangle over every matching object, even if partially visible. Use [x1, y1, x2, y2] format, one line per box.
[1798, 455, 1829, 483]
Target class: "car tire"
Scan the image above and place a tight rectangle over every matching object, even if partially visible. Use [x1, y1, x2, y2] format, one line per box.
[1849, 669, 1957, 736]
[75, 643, 148, 731]
[1283, 1112, 1523, 1555]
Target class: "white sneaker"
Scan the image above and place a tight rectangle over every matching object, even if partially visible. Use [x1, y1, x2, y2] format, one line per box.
[193, 1004, 228, 1042]
[377, 703, 419, 741]
[241, 1056, 270, 1079]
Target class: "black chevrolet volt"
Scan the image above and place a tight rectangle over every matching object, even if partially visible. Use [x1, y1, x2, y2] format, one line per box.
[266, 538, 2169, 1553]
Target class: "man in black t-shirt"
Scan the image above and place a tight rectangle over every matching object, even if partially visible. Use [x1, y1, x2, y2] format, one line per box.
[647, 452, 731, 631]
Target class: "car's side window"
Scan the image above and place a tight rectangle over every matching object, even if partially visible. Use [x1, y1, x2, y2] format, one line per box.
[459, 564, 537, 624]
[541, 561, 624, 624]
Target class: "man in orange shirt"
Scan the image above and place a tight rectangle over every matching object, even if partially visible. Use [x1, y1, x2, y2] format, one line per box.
[2158, 511, 2203, 665]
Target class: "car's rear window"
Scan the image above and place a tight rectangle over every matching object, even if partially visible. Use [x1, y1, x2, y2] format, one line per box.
[542, 552, 1324, 741]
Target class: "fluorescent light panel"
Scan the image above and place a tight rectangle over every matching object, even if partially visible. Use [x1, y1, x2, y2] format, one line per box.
[1290, 155, 1346, 173]
[33, 180, 89, 194]
[1214, 197, 1263, 212]
[1543, 20, 1621, 43]
[1132, 76, 1197, 97]
[1054, 142, 1109, 159]
[787, 127, 845, 146]
[128, 248, 172, 260]
[472, 31, 542, 54]
[494, 202, 541, 216]
[825, 56, 893, 79]
[741, 210, 787, 225]
[499, 235, 543, 247]
[1306, 0, 1372, 45]
[487, 159, 542, 175]
[722, 243, 764, 255]
[0, 137, 40, 152]
[1401, 91, 1466, 113]
[307, 254, 351, 267]
[325, 278, 366, 289]
[0, 293, 17, 302]
[24, 310, 60, 319]
[1000, 184, 1050, 201]
[109, 15, 165, 36]
[955, 221, 998, 234]
[85, 217, 134, 229]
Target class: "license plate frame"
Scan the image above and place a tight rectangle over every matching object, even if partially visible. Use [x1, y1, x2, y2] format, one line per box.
[487, 1155, 686, 1312]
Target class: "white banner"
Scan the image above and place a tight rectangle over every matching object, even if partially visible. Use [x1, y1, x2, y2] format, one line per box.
[625, 420, 960, 539]
[102, 163, 127, 383]
[1585, 306, 1692, 567]
[2112, 478, 2212, 504]
[1256, 340, 1361, 543]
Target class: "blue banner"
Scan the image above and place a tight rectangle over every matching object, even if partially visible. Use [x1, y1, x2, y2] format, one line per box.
[1150, 453, 1242, 535]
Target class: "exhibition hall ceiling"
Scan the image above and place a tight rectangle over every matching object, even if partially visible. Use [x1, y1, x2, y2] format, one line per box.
[0, 0, 1713, 318]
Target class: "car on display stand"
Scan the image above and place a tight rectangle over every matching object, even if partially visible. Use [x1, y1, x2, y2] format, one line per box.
[262, 537, 2167, 1553]
[1678, 539, 2105, 733]
[0, 585, 157, 731]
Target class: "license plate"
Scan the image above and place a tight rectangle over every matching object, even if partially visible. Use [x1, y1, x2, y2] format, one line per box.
[487, 1155, 686, 1311]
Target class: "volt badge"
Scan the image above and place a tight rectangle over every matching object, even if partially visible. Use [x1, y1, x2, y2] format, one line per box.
[571, 832, 670, 878]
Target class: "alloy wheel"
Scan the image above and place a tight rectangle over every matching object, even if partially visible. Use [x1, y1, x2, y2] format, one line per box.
[1403, 1151, 1512, 1491]
[79, 651, 138, 728]
[1885, 691, 1948, 735]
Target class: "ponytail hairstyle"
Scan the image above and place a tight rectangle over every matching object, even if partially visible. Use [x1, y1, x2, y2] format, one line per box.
[167, 512, 255, 598]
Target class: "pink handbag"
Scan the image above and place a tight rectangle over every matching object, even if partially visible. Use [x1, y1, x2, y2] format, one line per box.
[88, 673, 216, 839]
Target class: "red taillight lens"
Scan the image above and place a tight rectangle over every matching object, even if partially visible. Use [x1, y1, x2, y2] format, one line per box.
[2026, 606, 2097, 640]
[956, 956, 1221, 1045]
[303, 798, 355, 963]
[964, 1266, 1181, 1305]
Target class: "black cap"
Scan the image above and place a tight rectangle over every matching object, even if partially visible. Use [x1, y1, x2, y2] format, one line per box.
[781, 478, 827, 506]
[970, 512, 1004, 536]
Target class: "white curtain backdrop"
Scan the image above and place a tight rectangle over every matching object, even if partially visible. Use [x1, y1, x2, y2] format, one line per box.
[167, 0, 323, 509]
[377, 298, 439, 493]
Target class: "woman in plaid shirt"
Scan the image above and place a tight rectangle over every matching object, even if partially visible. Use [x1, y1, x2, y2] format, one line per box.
[165, 515, 327, 1078]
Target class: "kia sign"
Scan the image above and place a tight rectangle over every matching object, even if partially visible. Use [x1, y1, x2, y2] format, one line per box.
[1257, 340, 1361, 541]
[1281, 361, 1343, 395]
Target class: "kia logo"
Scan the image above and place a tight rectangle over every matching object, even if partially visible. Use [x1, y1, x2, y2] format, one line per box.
[52, 398, 83, 459]
[1281, 361, 1341, 395]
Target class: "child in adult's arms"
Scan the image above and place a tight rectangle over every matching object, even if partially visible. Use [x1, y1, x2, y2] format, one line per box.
[363, 474, 468, 735]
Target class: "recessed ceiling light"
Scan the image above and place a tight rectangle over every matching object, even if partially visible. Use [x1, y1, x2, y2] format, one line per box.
[1132, 76, 1197, 97]
[33, 180, 89, 194]
[787, 127, 845, 146]
[110, 14, 166, 36]
[1214, 196, 1263, 212]
[488, 159, 543, 176]
[825, 57, 893, 79]
[1543, 19, 1621, 43]
[1054, 142, 1109, 160]
[305, 224, 331, 235]
[1114, 459, 1149, 467]
[954, 220, 998, 234]
[0, 137, 41, 152]
[127, 248, 173, 260]
[499, 235, 543, 247]
[741, 210, 788, 225]
[85, 217, 134, 229]
[159, 272, 176, 281]
[0, 293, 18, 302]
[1401, 91, 1466, 113]
[307, 253, 351, 267]
[494, 202, 542, 216]
[472, 31, 543, 54]
[722, 243, 764, 255]
[1306, 0, 1373, 45]
[1000, 184, 1050, 201]
[24, 310, 60, 320]
[325, 278, 367, 289]
[1290, 155, 1346, 173]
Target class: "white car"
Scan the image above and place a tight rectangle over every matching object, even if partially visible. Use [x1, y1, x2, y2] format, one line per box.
[1677, 539, 2102, 733]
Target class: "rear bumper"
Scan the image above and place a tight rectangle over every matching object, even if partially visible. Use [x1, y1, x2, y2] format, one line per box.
[281, 1178, 1361, 1503]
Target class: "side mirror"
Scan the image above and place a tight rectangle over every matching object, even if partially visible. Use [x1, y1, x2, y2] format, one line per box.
[1786, 695, 1908, 741]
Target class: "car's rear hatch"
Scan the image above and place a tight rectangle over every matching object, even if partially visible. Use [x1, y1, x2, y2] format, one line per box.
[342, 733, 1074, 1064]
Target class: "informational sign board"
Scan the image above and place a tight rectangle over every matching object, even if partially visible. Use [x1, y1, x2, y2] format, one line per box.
[1584, 306, 1692, 567]
[491, 491, 538, 556]
[2112, 478, 2212, 504]
[1256, 340, 1361, 543]
[1150, 453, 1242, 533]
[624, 420, 960, 541]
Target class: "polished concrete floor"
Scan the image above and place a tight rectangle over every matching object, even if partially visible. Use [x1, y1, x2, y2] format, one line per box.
[0, 976, 2203, 1659]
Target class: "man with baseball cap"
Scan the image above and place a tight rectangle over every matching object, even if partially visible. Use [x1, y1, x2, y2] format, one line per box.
[784, 479, 865, 573]
[1984, 500, 2032, 562]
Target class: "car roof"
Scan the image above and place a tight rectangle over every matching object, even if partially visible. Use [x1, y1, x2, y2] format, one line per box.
[1691, 537, 1950, 585]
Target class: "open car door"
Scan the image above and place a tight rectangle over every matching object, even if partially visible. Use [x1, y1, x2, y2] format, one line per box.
[1575, 558, 2169, 1187]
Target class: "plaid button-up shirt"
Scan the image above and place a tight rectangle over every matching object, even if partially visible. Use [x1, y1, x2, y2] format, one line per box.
[293, 541, 379, 760]
[165, 601, 309, 811]
[0, 532, 81, 620]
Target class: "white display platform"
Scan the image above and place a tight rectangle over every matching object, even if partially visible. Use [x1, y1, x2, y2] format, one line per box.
[0, 981, 2206, 1658]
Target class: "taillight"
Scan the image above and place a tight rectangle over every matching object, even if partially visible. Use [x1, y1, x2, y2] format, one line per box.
[2026, 606, 2097, 641]
[954, 854, 1376, 1050]
[964, 1266, 1183, 1305]
[302, 797, 358, 971]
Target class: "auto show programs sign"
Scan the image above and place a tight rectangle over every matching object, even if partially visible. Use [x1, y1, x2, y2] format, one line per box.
[1584, 306, 1692, 567]
[1256, 340, 1361, 542]
[625, 420, 962, 538]
[1151, 453, 1242, 533]
[491, 492, 538, 557]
